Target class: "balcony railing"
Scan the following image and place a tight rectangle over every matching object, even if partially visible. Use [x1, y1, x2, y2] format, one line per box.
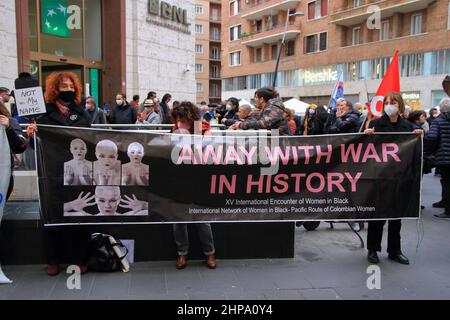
[332, 0, 380, 14]
[210, 73, 221, 79]
[210, 15, 221, 22]
[242, 0, 272, 11]
[210, 54, 221, 60]
[210, 35, 221, 41]
[239, 21, 300, 40]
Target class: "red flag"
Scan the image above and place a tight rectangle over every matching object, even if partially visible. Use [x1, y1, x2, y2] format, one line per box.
[370, 50, 400, 118]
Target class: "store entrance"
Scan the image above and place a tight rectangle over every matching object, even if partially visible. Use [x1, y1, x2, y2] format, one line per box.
[41, 60, 84, 86]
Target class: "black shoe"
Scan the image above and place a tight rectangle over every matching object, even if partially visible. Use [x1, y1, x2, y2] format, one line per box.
[388, 253, 410, 265]
[368, 251, 379, 264]
[295, 221, 303, 228]
[432, 201, 445, 208]
[434, 212, 450, 219]
[421, 205, 425, 210]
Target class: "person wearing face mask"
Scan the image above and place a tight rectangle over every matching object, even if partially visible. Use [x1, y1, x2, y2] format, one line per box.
[221, 98, 240, 127]
[324, 99, 360, 134]
[108, 93, 137, 125]
[85, 96, 106, 125]
[364, 92, 423, 265]
[36, 72, 91, 276]
[302, 105, 328, 136]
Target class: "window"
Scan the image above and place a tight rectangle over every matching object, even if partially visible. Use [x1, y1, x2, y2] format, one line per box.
[196, 83, 203, 92]
[195, 44, 204, 53]
[305, 32, 327, 53]
[448, 3, 450, 29]
[353, 0, 361, 8]
[211, 65, 220, 78]
[256, 20, 263, 33]
[272, 45, 278, 60]
[195, 5, 203, 15]
[211, 27, 220, 40]
[230, 25, 242, 41]
[255, 48, 262, 62]
[211, 47, 220, 59]
[195, 64, 203, 73]
[352, 27, 361, 46]
[230, 0, 239, 16]
[229, 51, 241, 66]
[411, 14, 422, 35]
[195, 24, 203, 33]
[307, 0, 328, 20]
[319, 32, 327, 51]
[380, 21, 389, 41]
[286, 40, 295, 56]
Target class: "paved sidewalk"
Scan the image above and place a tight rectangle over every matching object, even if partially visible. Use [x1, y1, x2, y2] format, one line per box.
[1, 174, 449, 300]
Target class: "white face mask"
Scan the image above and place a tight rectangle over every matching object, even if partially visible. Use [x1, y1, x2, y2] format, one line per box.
[116, 100, 123, 106]
[384, 104, 399, 117]
[226, 105, 232, 111]
[362, 109, 369, 117]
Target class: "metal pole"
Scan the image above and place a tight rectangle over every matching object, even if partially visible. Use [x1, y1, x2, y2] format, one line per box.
[272, 10, 290, 89]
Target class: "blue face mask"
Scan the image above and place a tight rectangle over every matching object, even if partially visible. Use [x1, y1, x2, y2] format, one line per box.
[209, 111, 214, 116]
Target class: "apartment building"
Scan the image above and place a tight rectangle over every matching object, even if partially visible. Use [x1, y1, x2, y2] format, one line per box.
[222, 0, 450, 109]
[195, 0, 223, 104]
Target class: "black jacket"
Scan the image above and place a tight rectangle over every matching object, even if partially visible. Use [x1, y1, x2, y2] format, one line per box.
[425, 112, 450, 165]
[369, 114, 413, 133]
[108, 103, 137, 125]
[223, 109, 239, 127]
[159, 101, 170, 124]
[37, 102, 92, 128]
[329, 110, 360, 134]
[6, 117, 27, 170]
[87, 107, 106, 125]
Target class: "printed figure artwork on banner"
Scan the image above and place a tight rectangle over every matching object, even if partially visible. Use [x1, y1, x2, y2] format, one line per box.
[36, 125, 422, 226]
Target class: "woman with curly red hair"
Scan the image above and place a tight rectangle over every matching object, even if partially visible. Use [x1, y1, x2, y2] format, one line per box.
[37, 72, 91, 276]
[169, 102, 216, 270]
[39, 72, 90, 126]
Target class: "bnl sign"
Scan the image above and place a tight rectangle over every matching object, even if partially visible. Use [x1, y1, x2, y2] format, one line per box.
[148, 0, 190, 26]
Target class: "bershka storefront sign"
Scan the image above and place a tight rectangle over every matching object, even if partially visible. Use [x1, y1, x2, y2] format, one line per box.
[147, 0, 191, 34]
[303, 66, 339, 85]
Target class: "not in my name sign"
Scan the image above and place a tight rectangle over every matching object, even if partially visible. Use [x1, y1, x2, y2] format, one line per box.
[14, 86, 47, 117]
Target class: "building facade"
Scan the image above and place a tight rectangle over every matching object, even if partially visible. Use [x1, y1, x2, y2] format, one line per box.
[0, 0, 196, 107]
[221, 0, 450, 109]
[195, 0, 222, 104]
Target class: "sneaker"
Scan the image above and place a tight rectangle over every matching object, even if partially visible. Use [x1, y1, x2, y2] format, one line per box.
[434, 213, 450, 219]
[349, 222, 361, 232]
[46, 264, 60, 276]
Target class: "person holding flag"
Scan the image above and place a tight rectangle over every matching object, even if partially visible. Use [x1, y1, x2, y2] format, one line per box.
[330, 72, 345, 110]
[364, 50, 423, 265]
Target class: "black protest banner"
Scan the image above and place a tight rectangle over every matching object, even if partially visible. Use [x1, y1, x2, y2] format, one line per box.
[36, 125, 422, 226]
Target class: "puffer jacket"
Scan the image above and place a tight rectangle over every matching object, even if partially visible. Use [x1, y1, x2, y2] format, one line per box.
[325, 110, 360, 134]
[239, 98, 289, 135]
[425, 112, 450, 165]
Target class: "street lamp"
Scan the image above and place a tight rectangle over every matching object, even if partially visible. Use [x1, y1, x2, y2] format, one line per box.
[272, 10, 304, 89]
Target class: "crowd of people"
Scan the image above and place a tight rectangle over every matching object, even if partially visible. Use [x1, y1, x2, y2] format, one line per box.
[1, 71, 450, 279]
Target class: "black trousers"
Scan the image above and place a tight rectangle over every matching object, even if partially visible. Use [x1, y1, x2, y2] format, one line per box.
[367, 220, 401, 254]
[438, 165, 450, 214]
[43, 227, 90, 265]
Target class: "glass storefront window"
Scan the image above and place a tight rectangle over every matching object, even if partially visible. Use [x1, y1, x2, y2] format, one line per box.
[40, 0, 83, 58]
[432, 90, 447, 108]
[85, 0, 102, 61]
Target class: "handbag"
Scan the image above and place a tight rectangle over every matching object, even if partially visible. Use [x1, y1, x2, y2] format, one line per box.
[87, 233, 129, 272]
